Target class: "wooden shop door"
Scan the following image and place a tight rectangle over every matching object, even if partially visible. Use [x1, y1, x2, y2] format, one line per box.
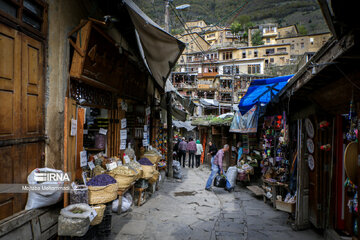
[308, 116, 331, 229]
[0, 23, 45, 220]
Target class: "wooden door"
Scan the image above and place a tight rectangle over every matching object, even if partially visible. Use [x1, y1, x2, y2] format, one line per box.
[0, 23, 44, 220]
[308, 115, 331, 229]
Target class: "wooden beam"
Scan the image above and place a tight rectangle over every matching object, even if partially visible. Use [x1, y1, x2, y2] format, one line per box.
[75, 108, 85, 180]
[63, 97, 68, 207]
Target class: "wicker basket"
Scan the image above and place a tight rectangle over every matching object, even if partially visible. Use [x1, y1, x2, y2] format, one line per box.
[90, 204, 106, 225]
[275, 200, 295, 213]
[141, 165, 155, 180]
[88, 183, 118, 204]
[148, 170, 159, 185]
[111, 174, 137, 191]
[142, 154, 161, 165]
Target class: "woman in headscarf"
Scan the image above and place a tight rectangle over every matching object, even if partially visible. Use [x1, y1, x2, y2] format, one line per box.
[195, 140, 203, 168]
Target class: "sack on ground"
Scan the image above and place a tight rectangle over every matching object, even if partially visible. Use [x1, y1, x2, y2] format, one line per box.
[225, 166, 238, 188]
[25, 168, 64, 210]
[58, 203, 92, 237]
[112, 193, 133, 213]
[214, 175, 226, 188]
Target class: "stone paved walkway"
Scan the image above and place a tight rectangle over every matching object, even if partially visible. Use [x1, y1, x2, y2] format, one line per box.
[110, 165, 323, 240]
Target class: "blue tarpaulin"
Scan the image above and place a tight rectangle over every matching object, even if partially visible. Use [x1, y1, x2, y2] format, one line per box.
[238, 75, 293, 115]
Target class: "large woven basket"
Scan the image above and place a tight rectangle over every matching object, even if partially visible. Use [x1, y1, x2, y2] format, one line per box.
[88, 183, 118, 204]
[141, 165, 155, 180]
[148, 170, 160, 185]
[110, 174, 137, 191]
[142, 154, 161, 165]
[90, 204, 106, 225]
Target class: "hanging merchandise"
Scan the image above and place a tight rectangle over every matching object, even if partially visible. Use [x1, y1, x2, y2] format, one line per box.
[305, 118, 314, 138]
[346, 97, 358, 141]
[319, 121, 330, 129]
[308, 155, 315, 171]
[320, 144, 331, 151]
[306, 139, 315, 154]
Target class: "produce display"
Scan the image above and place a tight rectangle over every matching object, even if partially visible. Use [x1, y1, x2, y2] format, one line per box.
[138, 158, 153, 166]
[111, 166, 137, 176]
[87, 174, 116, 186]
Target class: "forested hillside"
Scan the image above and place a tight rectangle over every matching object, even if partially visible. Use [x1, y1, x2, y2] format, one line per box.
[133, 0, 329, 34]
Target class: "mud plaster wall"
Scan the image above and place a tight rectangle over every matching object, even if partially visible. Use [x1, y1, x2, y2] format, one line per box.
[45, 0, 90, 169]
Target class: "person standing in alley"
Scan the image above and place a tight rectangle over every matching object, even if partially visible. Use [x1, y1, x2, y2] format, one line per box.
[187, 138, 197, 168]
[178, 138, 187, 168]
[236, 141, 244, 165]
[207, 141, 217, 167]
[174, 138, 180, 161]
[205, 144, 233, 192]
[195, 140, 203, 168]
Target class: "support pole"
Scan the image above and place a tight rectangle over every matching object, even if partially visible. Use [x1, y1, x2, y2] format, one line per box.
[164, 0, 170, 32]
[166, 92, 173, 177]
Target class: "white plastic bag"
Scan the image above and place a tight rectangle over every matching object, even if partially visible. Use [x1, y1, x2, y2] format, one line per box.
[112, 193, 133, 213]
[58, 203, 92, 237]
[25, 168, 64, 210]
[225, 166, 238, 188]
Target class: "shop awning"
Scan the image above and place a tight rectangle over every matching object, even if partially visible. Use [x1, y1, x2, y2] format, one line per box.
[165, 80, 195, 115]
[123, 0, 186, 89]
[200, 99, 219, 107]
[238, 75, 293, 115]
[173, 120, 196, 131]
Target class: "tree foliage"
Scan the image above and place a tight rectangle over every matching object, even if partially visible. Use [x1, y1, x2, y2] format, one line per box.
[297, 25, 308, 35]
[251, 30, 264, 46]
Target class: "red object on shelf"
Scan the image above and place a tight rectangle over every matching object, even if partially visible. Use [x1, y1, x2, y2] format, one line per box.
[319, 121, 330, 128]
[320, 144, 331, 151]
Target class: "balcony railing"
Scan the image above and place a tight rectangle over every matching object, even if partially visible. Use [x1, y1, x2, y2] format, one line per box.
[198, 72, 218, 78]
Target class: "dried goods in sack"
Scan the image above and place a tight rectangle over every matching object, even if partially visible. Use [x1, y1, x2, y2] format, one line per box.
[58, 203, 92, 237]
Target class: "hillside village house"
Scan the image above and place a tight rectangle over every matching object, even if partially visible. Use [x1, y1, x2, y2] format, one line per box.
[173, 21, 332, 117]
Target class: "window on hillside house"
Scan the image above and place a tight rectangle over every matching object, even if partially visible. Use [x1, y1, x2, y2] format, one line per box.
[270, 58, 274, 63]
[248, 64, 260, 74]
[266, 38, 270, 43]
[277, 47, 286, 52]
[301, 42, 304, 49]
[222, 51, 233, 60]
[291, 44, 294, 50]
[310, 38, 314, 45]
[265, 48, 275, 55]
[235, 66, 240, 74]
[242, 51, 246, 58]
[254, 50, 258, 57]
[224, 66, 232, 74]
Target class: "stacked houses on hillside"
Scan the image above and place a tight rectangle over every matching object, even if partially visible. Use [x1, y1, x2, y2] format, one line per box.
[172, 20, 331, 116]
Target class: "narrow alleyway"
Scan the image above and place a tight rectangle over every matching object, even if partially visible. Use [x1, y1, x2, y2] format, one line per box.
[111, 165, 323, 240]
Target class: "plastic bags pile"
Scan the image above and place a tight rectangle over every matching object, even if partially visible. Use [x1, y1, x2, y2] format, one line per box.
[112, 193, 133, 213]
[173, 161, 182, 179]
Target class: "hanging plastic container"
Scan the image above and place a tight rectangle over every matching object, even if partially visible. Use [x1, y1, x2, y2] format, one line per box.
[95, 134, 106, 149]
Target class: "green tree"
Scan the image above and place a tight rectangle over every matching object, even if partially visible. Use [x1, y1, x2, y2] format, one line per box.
[251, 30, 264, 46]
[230, 21, 242, 35]
[297, 25, 308, 35]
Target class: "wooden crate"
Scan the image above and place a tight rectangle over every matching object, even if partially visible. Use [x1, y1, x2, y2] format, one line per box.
[275, 200, 295, 213]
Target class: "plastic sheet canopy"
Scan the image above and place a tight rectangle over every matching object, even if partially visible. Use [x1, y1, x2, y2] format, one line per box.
[238, 75, 293, 115]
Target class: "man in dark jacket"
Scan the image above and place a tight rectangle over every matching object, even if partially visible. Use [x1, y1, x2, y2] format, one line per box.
[207, 141, 217, 167]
